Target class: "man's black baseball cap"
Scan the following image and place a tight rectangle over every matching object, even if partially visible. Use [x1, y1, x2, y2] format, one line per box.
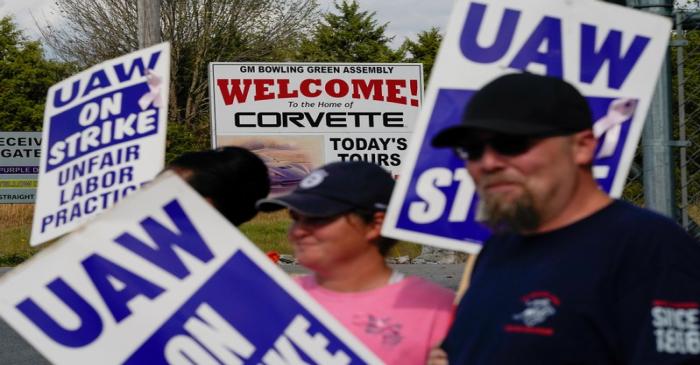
[432, 73, 593, 147]
[256, 161, 394, 217]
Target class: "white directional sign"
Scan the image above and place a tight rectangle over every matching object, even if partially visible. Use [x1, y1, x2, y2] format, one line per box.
[0, 132, 41, 203]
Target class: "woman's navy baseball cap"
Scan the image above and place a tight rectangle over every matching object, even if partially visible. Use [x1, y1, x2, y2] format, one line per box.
[431, 72, 593, 147]
[256, 161, 395, 217]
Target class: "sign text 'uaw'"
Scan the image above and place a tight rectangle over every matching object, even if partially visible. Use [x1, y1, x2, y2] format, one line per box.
[382, 0, 671, 253]
[30, 43, 171, 246]
[1, 173, 382, 364]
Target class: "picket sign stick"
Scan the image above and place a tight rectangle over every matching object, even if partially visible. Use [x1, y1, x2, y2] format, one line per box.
[438, 253, 477, 352]
[455, 253, 478, 304]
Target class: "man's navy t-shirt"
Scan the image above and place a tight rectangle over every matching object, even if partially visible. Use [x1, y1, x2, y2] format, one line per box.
[442, 200, 700, 364]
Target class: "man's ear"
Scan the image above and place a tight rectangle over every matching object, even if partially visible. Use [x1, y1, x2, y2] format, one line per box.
[365, 211, 385, 241]
[572, 129, 597, 166]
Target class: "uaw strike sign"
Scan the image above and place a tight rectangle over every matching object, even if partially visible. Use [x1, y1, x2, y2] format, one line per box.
[0, 173, 382, 365]
[209, 63, 421, 193]
[383, 0, 671, 252]
[31, 43, 170, 246]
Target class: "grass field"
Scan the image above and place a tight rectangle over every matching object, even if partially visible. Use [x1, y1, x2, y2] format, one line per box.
[0, 205, 422, 266]
[4, 199, 698, 266]
[0, 204, 39, 265]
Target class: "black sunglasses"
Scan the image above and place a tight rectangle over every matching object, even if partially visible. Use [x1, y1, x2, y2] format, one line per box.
[453, 135, 538, 161]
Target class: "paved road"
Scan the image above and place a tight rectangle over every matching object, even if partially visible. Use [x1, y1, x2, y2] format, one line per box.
[0, 267, 51, 365]
[0, 264, 464, 364]
[283, 263, 465, 290]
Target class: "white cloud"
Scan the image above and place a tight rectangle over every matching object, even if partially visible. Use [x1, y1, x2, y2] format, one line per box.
[0, 0, 61, 40]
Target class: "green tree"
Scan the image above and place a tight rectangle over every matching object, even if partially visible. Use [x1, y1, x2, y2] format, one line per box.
[0, 17, 75, 131]
[38, 0, 319, 158]
[40, 0, 318, 125]
[401, 27, 443, 85]
[297, 0, 403, 62]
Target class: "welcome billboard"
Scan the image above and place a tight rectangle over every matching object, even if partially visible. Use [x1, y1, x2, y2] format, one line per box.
[209, 62, 422, 193]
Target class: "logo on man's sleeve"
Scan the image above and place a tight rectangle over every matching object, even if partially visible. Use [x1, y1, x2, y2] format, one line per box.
[651, 300, 700, 355]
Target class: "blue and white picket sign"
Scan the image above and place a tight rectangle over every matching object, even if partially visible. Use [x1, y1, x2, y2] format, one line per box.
[382, 0, 671, 253]
[1, 173, 382, 365]
[30, 43, 171, 246]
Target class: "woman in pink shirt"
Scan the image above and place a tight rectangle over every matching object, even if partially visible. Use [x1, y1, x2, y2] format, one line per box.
[257, 161, 454, 365]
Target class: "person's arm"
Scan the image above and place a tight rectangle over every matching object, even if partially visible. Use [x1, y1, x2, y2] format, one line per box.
[616, 229, 700, 364]
[427, 346, 449, 365]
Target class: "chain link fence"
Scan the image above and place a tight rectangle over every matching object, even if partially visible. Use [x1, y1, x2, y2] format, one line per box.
[622, 6, 700, 240]
[672, 8, 700, 239]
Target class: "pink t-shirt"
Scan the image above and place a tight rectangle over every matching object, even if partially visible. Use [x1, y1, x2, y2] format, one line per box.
[296, 275, 454, 365]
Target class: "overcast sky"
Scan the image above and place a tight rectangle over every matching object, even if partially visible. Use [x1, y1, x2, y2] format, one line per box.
[0, 0, 62, 38]
[1, 0, 454, 48]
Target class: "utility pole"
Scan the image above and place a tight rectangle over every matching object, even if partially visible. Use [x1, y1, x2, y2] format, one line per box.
[628, 0, 676, 218]
[138, 0, 161, 48]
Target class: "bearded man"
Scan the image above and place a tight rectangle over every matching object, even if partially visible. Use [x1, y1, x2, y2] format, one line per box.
[428, 73, 700, 365]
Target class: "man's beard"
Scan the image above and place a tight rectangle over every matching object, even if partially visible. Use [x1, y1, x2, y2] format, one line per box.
[476, 186, 541, 234]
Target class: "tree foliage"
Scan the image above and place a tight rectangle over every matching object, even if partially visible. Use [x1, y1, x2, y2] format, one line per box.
[37, 0, 319, 161]
[401, 27, 442, 85]
[40, 0, 319, 129]
[31, 0, 447, 161]
[297, 0, 403, 62]
[0, 17, 75, 131]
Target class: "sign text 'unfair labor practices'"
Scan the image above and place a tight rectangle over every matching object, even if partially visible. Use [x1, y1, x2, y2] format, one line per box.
[31, 43, 170, 245]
